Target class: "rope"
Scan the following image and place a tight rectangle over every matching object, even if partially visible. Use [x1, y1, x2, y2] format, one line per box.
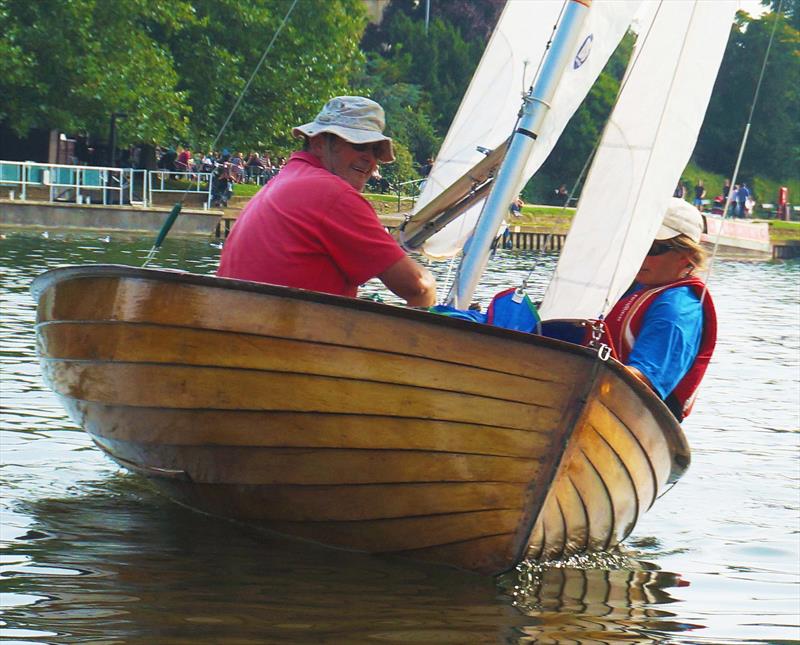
[700, 0, 784, 304]
[206, 0, 300, 158]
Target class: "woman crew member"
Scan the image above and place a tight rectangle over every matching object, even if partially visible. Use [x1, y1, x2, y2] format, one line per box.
[603, 198, 717, 421]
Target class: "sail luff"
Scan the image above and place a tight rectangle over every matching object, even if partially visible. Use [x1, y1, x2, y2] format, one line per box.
[538, 0, 738, 321]
[447, 0, 594, 308]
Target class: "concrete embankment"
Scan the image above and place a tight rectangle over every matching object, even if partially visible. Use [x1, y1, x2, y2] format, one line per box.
[0, 199, 221, 237]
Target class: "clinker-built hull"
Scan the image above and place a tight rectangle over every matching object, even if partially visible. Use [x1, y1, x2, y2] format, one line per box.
[32, 265, 689, 574]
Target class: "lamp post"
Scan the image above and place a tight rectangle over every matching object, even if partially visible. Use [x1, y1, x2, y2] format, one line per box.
[108, 112, 127, 167]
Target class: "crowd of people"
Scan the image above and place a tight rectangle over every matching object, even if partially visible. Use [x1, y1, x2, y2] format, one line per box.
[155, 147, 288, 207]
[157, 147, 286, 183]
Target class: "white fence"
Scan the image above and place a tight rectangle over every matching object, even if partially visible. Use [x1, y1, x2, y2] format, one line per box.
[148, 170, 213, 209]
[0, 160, 213, 208]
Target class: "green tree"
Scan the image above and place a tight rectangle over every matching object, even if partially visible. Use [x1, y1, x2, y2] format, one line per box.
[352, 53, 440, 171]
[365, 11, 482, 133]
[696, 10, 800, 183]
[762, 0, 799, 30]
[0, 0, 368, 155]
[169, 0, 367, 154]
[0, 0, 191, 145]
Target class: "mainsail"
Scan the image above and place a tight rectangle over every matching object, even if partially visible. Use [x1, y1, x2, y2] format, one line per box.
[538, 0, 737, 320]
[414, 0, 643, 259]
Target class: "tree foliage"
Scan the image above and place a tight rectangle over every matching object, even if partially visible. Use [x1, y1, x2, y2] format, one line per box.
[0, 0, 191, 144]
[0, 0, 366, 153]
[696, 9, 800, 183]
[1, 0, 795, 191]
[169, 0, 366, 153]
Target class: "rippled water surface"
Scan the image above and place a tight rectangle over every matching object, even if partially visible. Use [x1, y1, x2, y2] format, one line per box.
[1, 230, 798, 644]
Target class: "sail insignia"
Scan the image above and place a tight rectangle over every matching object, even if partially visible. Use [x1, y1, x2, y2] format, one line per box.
[574, 33, 593, 68]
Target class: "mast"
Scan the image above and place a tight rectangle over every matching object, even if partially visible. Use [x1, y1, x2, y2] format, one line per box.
[447, 0, 593, 308]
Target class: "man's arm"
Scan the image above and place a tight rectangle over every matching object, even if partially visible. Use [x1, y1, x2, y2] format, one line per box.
[379, 256, 437, 307]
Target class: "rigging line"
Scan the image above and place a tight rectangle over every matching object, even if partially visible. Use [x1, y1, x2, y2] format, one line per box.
[701, 0, 784, 304]
[142, 0, 299, 267]
[207, 0, 300, 157]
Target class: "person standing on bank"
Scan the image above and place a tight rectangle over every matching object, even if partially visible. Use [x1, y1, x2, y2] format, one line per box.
[692, 179, 706, 211]
[603, 198, 717, 421]
[218, 96, 436, 307]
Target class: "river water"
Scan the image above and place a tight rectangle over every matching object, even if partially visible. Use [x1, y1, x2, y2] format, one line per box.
[1, 230, 798, 644]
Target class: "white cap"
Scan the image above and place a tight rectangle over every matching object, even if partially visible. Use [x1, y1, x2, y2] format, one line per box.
[655, 198, 704, 243]
[292, 96, 394, 163]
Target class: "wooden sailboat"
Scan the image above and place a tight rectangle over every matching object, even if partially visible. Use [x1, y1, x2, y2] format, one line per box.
[32, 0, 734, 574]
[33, 264, 688, 574]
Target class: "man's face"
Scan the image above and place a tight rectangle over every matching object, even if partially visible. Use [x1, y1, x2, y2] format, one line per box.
[313, 135, 379, 191]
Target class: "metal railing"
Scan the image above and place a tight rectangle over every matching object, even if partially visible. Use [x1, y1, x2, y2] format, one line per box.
[147, 170, 213, 209]
[0, 160, 217, 208]
[1, 160, 148, 206]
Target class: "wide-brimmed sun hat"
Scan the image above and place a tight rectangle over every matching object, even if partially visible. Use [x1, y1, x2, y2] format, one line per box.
[655, 197, 705, 243]
[292, 96, 395, 163]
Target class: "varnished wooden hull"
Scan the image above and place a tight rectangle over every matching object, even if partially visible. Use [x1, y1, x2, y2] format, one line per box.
[32, 265, 689, 574]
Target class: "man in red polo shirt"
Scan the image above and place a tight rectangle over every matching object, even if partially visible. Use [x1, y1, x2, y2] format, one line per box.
[217, 96, 436, 307]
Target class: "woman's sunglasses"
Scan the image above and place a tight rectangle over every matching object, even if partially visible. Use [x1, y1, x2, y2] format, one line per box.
[647, 242, 674, 256]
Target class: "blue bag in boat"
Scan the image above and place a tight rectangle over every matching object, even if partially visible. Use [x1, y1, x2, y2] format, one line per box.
[486, 288, 540, 332]
[429, 288, 540, 333]
[428, 305, 488, 324]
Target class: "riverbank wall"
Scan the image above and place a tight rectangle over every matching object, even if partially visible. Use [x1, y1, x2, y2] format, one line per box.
[0, 199, 221, 237]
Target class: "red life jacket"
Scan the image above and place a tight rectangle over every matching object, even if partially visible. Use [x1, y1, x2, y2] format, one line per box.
[601, 278, 717, 420]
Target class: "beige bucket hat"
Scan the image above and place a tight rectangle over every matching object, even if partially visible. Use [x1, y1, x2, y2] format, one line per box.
[655, 197, 705, 243]
[292, 96, 395, 163]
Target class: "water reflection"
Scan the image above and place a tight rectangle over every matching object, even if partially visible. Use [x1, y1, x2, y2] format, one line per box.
[502, 560, 702, 644]
[2, 475, 699, 644]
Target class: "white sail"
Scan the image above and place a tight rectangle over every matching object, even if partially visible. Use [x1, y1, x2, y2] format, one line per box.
[538, 0, 737, 320]
[416, 0, 643, 259]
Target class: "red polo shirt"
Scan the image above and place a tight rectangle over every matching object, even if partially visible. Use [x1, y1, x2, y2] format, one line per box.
[217, 151, 405, 297]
